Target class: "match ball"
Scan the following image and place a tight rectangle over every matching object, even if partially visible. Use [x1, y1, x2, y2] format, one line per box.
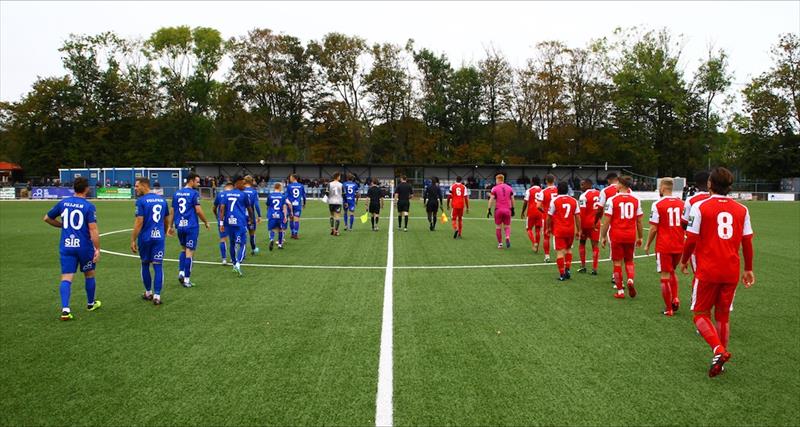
[259, 159, 265, 165]
[551, 163, 557, 169]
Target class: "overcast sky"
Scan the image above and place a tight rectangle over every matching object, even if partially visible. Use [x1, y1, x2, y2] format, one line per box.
[1, 1, 798, 102]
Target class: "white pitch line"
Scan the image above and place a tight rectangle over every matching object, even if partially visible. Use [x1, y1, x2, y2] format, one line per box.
[99, 228, 655, 270]
[375, 192, 394, 427]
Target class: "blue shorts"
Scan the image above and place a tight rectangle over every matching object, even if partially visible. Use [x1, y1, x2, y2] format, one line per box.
[268, 218, 285, 230]
[138, 239, 165, 263]
[177, 228, 199, 250]
[345, 199, 357, 212]
[226, 225, 247, 246]
[291, 205, 302, 218]
[60, 249, 95, 274]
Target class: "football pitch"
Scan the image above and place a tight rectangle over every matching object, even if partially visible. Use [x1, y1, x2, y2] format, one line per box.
[0, 199, 798, 426]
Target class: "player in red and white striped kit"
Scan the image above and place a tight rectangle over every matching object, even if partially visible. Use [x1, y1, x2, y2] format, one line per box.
[645, 178, 685, 316]
[577, 179, 601, 275]
[596, 173, 619, 284]
[547, 182, 580, 281]
[448, 176, 469, 239]
[681, 167, 755, 377]
[682, 171, 711, 278]
[520, 177, 543, 252]
[599, 176, 643, 299]
[535, 174, 558, 262]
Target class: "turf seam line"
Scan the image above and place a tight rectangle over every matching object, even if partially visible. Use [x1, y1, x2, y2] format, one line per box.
[375, 188, 394, 427]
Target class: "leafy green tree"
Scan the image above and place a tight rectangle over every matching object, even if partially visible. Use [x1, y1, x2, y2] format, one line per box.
[448, 66, 483, 155]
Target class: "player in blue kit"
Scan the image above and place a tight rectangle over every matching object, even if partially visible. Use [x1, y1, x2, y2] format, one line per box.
[43, 177, 102, 320]
[131, 177, 172, 305]
[243, 175, 262, 255]
[213, 182, 234, 265]
[170, 172, 209, 288]
[285, 174, 306, 239]
[218, 176, 255, 276]
[267, 182, 293, 250]
[343, 174, 360, 231]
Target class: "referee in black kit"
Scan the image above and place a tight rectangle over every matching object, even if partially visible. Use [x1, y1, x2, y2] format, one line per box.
[424, 177, 444, 231]
[366, 179, 384, 231]
[394, 176, 413, 232]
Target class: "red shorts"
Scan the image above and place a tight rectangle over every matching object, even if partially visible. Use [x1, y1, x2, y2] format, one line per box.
[452, 207, 464, 218]
[580, 227, 599, 242]
[526, 216, 542, 230]
[494, 209, 511, 226]
[611, 242, 635, 261]
[691, 279, 738, 320]
[656, 252, 681, 273]
[554, 235, 574, 251]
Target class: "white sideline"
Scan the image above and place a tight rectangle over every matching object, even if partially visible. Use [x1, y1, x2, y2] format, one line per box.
[375, 191, 394, 427]
[99, 228, 655, 270]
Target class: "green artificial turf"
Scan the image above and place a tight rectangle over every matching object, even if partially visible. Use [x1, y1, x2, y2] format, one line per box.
[0, 198, 798, 426]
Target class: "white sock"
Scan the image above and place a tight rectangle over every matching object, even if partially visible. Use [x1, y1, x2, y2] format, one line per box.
[62, 307, 71, 313]
[154, 294, 160, 299]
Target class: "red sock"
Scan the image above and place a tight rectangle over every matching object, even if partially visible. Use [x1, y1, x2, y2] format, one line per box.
[579, 243, 586, 266]
[534, 227, 541, 245]
[660, 278, 672, 310]
[613, 265, 623, 290]
[625, 261, 635, 281]
[694, 314, 723, 353]
[670, 272, 679, 303]
[557, 257, 565, 275]
[565, 252, 573, 271]
[527, 228, 534, 244]
[716, 319, 730, 349]
[592, 246, 600, 270]
[458, 218, 463, 233]
[543, 233, 550, 256]
[495, 229, 502, 243]
[505, 227, 511, 240]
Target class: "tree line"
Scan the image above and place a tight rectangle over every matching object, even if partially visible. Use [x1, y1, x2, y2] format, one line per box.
[0, 26, 797, 180]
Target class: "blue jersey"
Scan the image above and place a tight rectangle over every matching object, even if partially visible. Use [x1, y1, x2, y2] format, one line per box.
[135, 193, 169, 242]
[224, 189, 251, 227]
[243, 187, 262, 218]
[267, 191, 288, 220]
[172, 187, 200, 230]
[47, 196, 97, 253]
[213, 190, 227, 219]
[343, 181, 360, 202]
[285, 182, 306, 209]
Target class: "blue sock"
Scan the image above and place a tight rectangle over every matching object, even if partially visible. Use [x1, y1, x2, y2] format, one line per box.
[153, 263, 163, 295]
[349, 214, 354, 228]
[250, 234, 256, 250]
[179, 252, 186, 275]
[295, 221, 300, 235]
[141, 263, 152, 292]
[269, 230, 275, 241]
[60, 280, 71, 309]
[229, 240, 237, 262]
[185, 257, 192, 279]
[279, 231, 284, 244]
[85, 277, 96, 305]
[219, 242, 227, 261]
[236, 239, 246, 264]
